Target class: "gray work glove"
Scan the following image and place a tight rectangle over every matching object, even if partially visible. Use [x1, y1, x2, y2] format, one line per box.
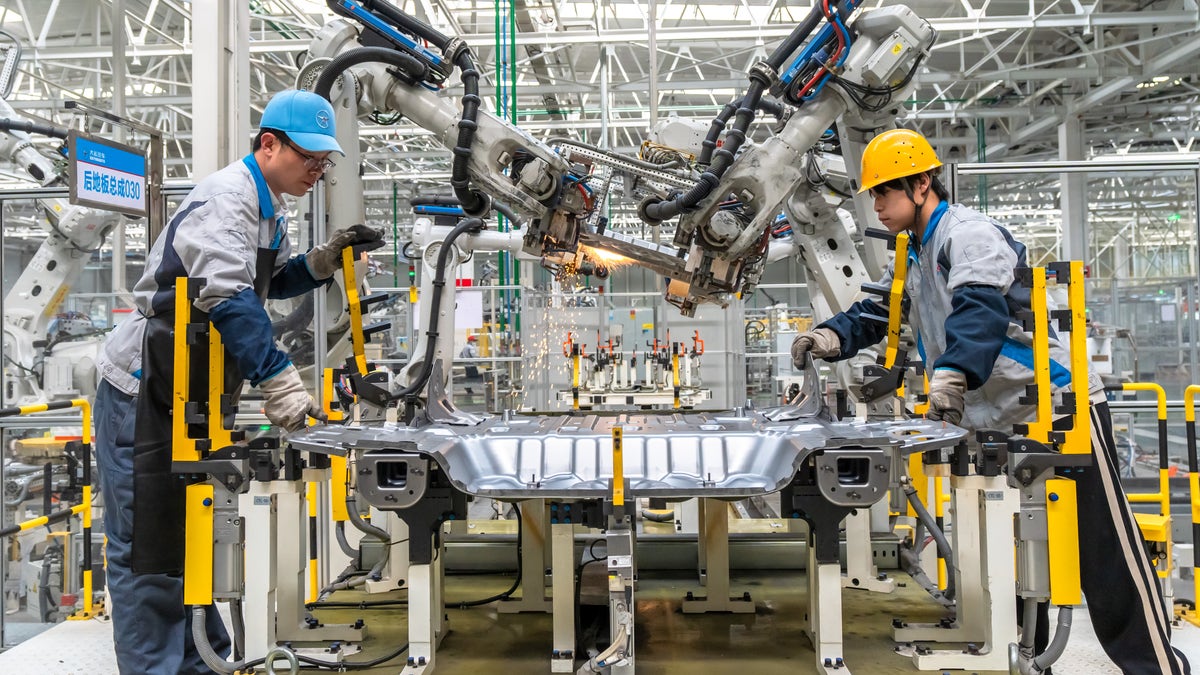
[927, 368, 967, 426]
[305, 224, 386, 280]
[259, 363, 328, 432]
[790, 327, 841, 368]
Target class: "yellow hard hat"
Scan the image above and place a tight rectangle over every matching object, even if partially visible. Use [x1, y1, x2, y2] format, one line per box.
[858, 128, 942, 194]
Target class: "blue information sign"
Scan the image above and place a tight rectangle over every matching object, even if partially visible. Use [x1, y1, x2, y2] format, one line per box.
[68, 130, 147, 217]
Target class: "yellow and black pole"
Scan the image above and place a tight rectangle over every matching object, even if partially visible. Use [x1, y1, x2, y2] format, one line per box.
[1183, 385, 1200, 624]
[307, 482, 319, 604]
[671, 342, 681, 409]
[323, 365, 351, 535]
[0, 398, 96, 618]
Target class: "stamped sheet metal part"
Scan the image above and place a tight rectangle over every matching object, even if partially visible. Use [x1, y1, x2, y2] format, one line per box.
[287, 409, 965, 502]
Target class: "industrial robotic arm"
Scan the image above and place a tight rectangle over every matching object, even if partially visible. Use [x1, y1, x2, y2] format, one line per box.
[640, 3, 936, 315]
[0, 97, 123, 402]
[305, 0, 592, 258]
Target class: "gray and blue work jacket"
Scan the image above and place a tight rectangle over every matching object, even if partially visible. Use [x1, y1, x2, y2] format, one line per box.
[97, 155, 326, 397]
[820, 201, 1101, 432]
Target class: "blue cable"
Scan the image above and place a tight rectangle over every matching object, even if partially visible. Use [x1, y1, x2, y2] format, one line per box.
[780, 0, 858, 85]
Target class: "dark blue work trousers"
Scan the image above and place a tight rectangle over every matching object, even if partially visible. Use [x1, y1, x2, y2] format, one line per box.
[94, 378, 231, 674]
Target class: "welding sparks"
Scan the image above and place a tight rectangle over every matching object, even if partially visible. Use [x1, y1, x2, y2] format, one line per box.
[582, 246, 631, 267]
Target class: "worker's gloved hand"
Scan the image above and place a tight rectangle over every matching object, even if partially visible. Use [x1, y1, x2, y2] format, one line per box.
[927, 368, 967, 426]
[306, 224, 386, 280]
[260, 364, 328, 432]
[790, 328, 840, 368]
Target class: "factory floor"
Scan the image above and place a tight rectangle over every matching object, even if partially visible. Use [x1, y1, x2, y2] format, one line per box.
[3, 569, 1197, 673]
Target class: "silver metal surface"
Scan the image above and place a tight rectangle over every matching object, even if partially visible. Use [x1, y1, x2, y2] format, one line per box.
[289, 407, 965, 502]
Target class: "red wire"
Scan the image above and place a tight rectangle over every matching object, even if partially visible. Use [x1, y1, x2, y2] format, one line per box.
[796, 0, 843, 100]
[824, 0, 846, 63]
[796, 67, 826, 99]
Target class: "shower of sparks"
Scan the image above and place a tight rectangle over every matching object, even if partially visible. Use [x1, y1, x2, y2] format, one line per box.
[581, 246, 632, 268]
[520, 287, 576, 412]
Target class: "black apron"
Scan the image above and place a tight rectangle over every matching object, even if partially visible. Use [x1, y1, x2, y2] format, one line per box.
[130, 246, 278, 575]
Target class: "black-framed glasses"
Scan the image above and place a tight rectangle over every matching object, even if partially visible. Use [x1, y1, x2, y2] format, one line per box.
[282, 138, 335, 172]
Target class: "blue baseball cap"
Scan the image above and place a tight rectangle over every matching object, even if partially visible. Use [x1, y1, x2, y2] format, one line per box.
[260, 89, 344, 155]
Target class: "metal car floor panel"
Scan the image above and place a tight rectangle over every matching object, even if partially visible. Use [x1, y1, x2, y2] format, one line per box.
[287, 409, 966, 500]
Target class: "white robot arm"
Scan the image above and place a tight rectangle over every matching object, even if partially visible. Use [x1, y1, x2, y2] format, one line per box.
[0, 97, 123, 402]
[304, 1, 592, 259]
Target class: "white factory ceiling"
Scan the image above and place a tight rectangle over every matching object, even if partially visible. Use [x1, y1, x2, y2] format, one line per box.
[0, 0, 1197, 267]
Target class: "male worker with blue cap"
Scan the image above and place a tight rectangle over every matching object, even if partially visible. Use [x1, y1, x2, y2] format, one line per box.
[793, 128, 1190, 674]
[94, 89, 383, 673]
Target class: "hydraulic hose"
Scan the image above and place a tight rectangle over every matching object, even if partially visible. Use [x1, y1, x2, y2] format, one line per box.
[1019, 598, 1038, 652]
[903, 482, 956, 601]
[317, 565, 371, 601]
[320, 2, 485, 214]
[897, 544, 954, 609]
[640, 2, 824, 224]
[347, 494, 390, 543]
[642, 79, 766, 223]
[449, 50, 489, 216]
[335, 520, 359, 559]
[1028, 607, 1072, 674]
[390, 217, 484, 401]
[193, 606, 240, 674]
[312, 46, 429, 104]
[345, 492, 393, 586]
[0, 117, 69, 140]
[491, 199, 525, 229]
[448, 501, 523, 607]
[695, 96, 786, 166]
[766, 2, 830, 71]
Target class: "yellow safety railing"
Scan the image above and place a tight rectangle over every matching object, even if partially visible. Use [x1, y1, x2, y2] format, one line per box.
[1183, 385, 1200, 624]
[1121, 383, 1171, 517]
[1121, 382, 1173, 579]
[0, 398, 96, 619]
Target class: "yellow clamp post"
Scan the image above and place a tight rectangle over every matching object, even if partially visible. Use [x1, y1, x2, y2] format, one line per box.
[1045, 478, 1082, 606]
[1023, 267, 1054, 444]
[173, 277, 201, 463]
[208, 324, 232, 451]
[341, 246, 370, 377]
[1184, 385, 1200, 624]
[611, 425, 624, 509]
[1053, 261, 1091, 455]
[883, 231, 909, 371]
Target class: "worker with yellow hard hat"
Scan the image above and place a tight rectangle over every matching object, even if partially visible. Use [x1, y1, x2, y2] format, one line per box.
[791, 127, 1190, 674]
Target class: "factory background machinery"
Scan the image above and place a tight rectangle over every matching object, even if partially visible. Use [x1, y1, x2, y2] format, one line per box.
[0, 0, 1197, 674]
